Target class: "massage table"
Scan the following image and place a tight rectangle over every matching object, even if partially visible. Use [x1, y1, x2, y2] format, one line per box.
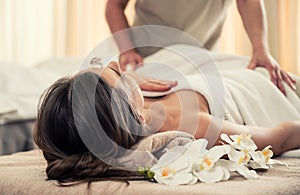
[0, 149, 299, 194]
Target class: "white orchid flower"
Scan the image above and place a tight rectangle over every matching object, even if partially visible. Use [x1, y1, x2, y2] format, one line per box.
[150, 139, 208, 185]
[220, 133, 257, 151]
[228, 148, 251, 165]
[149, 134, 281, 185]
[166, 139, 208, 157]
[193, 145, 231, 183]
[248, 145, 287, 169]
[150, 150, 197, 185]
[217, 159, 258, 179]
[168, 139, 209, 169]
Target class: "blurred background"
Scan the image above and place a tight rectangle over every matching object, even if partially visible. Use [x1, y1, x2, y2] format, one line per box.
[0, 0, 299, 74]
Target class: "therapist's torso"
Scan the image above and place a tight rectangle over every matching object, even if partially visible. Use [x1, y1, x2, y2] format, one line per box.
[133, 0, 232, 50]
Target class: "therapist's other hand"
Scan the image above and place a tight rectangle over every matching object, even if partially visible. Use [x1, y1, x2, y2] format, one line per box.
[119, 50, 144, 71]
[126, 72, 177, 92]
[247, 49, 296, 96]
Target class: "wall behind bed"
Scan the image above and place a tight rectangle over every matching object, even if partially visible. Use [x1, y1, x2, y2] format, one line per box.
[0, 0, 299, 74]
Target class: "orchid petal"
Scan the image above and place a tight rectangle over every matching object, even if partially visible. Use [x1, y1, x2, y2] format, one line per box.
[240, 139, 257, 151]
[248, 150, 270, 169]
[248, 150, 264, 162]
[220, 133, 234, 145]
[153, 174, 165, 184]
[155, 174, 175, 185]
[248, 160, 269, 170]
[222, 168, 230, 181]
[183, 139, 208, 157]
[228, 148, 244, 162]
[216, 159, 237, 172]
[229, 134, 257, 150]
[208, 145, 231, 162]
[229, 134, 240, 141]
[268, 159, 288, 167]
[173, 173, 198, 185]
[167, 145, 187, 155]
[236, 164, 258, 179]
[193, 166, 225, 183]
[151, 151, 187, 171]
[153, 171, 197, 185]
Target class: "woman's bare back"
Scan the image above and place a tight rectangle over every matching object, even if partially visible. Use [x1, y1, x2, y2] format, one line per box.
[142, 90, 209, 134]
[142, 90, 300, 155]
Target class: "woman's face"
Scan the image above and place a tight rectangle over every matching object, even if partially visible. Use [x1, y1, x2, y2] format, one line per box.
[78, 61, 144, 115]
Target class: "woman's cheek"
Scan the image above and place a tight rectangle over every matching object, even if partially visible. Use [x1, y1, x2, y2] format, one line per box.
[122, 75, 144, 113]
[130, 86, 144, 113]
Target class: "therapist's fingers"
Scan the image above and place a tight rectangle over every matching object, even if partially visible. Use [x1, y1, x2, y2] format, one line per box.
[281, 71, 296, 91]
[285, 72, 296, 84]
[158, 80, 178, 88]
[247, 58, 257, 70]
[275, 68, 286, 96]
[135, 54, 144, 69]
[129, 58, 138, 71]
[119, 58, 138, 71]
[125, 58, 143, 71]
[263, 64, 284, 94]
[147, 80, 178, 88]
[247, 50, 297, 95]
[264, 65, 277, 87]
[139, 82, 171, 92]
[119, 51, 144, 71]
[140, 80, 177, 92]
[119, 56, 130, 71]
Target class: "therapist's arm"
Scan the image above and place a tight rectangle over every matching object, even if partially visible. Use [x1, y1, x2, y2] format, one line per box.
[236, 0, 296, 95]
[106, 0, 143, 71]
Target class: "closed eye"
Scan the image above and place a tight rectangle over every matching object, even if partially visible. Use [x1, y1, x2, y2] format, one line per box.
[108, 67, 123, 78]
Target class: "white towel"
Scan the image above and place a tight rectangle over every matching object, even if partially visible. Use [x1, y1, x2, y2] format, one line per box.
[135, 44, 300, 128]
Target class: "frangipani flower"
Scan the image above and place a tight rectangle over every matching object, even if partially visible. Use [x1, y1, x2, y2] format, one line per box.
[193, 145, 231, 183]
[221, 133, 257, 151]
[150, 151, 197, 185]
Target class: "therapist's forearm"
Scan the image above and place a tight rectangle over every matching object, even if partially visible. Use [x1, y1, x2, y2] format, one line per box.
[105, 0, 135, 52]
[236, 0, 269, 52]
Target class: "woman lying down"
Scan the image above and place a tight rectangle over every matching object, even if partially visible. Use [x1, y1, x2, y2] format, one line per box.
[34, 46, 300, 185]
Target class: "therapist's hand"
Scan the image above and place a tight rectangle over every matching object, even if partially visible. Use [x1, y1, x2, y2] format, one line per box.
[139, 79, 178, 92]
[119, 50, 144, 71]
[126, 72, 177, 92]
[247, 49, 296, 96]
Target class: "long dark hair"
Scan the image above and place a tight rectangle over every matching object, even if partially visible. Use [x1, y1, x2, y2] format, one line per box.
[34, 71, 145, 184]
